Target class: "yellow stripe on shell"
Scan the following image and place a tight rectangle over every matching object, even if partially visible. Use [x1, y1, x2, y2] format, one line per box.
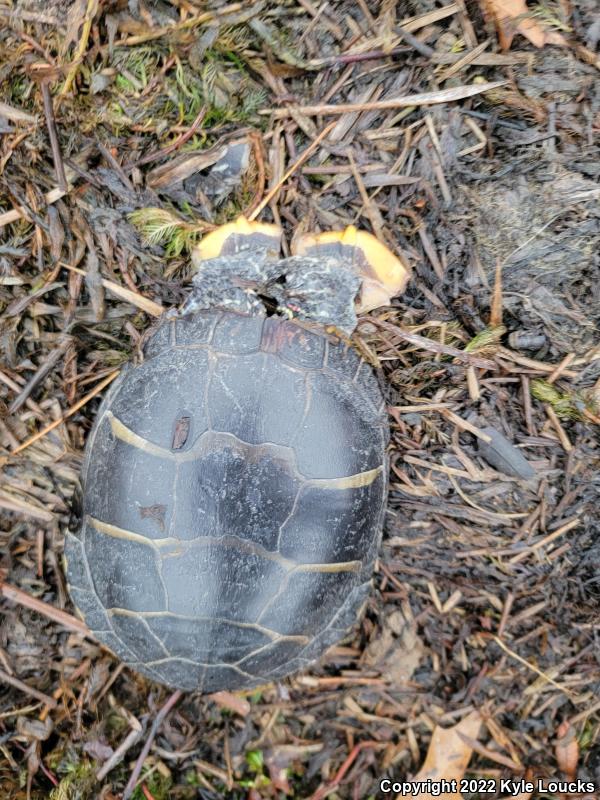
[107, 411, 384, 490]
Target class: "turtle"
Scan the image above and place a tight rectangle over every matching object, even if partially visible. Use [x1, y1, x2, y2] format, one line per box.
[63, 217, 410, 692]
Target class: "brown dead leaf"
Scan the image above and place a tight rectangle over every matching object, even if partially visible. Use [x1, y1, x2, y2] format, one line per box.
[555, 721, 578, 780]
[363, 609, 424, 685]
[412, 710, 483, 800]
[482, 0, 567, 50]
[209, 691, 251, 717]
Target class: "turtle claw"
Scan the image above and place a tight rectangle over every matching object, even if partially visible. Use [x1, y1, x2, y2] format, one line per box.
[292, 225, 410, 312]
[193, 215, 282, 264]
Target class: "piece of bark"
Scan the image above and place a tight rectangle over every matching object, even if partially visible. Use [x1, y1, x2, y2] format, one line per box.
[477, 426, 536, 479]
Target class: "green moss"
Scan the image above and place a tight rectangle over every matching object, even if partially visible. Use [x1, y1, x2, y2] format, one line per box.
[130, 772, 173, 800]
[49, 759, 97, 800]
[129, 207, 203, 257]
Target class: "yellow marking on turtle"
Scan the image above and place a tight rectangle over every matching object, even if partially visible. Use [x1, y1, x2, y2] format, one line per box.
[107, 608, 310, 645]
[292, 225, 410, 313]
[293, 560, 361, 574]
[108, 413, 175, 459]
[108, 412, 384, 490]
[307, 465, 383, 490]
[89, 522, 361, 575]
[194, 215, 282, 261]
[87, 516, 178, 549]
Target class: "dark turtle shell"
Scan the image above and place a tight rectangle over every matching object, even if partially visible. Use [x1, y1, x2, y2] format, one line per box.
[64, 311, 388, 691]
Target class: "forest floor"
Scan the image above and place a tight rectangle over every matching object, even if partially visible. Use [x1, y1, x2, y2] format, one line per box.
[0, 1, 599, 798]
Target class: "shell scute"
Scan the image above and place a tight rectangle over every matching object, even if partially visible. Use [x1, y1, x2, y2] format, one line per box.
[278, 474, 385, 563]
[84, 522, 167, 613]
[173, 311, 220, 346]
[160, 542, 287, 620]
[143, 320, 175, 358]
[109, 348, 211, 450]
[212, 312, 264, 354]
[110, 613, 168, 662]
[257, 570, 358, 637]
[173, 441, 299, 548]
[208, 353, 306, 447]
[146, 616, 270, 663]
[84, 416, 176, 539]
[262, 317, 326, 369]
[292, 372, 385, 479]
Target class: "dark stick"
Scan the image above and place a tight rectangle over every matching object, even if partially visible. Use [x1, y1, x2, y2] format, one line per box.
[392, 26, 436, 58]
[96, 139, 135, 191]
[1, 581, 92, 638]
[41, 82, 67, 192]
[8, 336, 71, 414]
[122, 689, 183, 800]
[0, 665, 57, 708]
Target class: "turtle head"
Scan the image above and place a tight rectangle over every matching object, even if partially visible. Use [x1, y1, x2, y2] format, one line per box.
[182, 217, 410, 334]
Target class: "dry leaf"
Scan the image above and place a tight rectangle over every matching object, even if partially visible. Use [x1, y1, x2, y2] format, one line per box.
[555, 721, 578, 780]
[412, 710, 483, 800]
[482, 0, 567, 50]
[209, 690, 251, 717]
[363, 609, 424, 685]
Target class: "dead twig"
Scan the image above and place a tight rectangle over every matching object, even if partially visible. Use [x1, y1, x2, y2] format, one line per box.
[0, 186, 68, 229]
[122, 690, 183, 800]
[96, 713, 144, 781]
[59, 0, 97, 98]
[60, 262, 163, 316]
[40, 81, 67, 191]
[491, 636, 580, 701]
[262, 81, 507, 118]
[0, 667, 56, 709]
[8, 336, 71, 415]
[364, 319, 498, 370]
[133, 106, 207, 168]
[0, 582, 93, 638]
[8, 369, 120, 457]
[310, 741, 381, 800]
[248, 121, 336, 220]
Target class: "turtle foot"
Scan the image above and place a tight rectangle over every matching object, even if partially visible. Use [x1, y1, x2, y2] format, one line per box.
[293, 225, 410, 312]
[193, 215, 282, 263]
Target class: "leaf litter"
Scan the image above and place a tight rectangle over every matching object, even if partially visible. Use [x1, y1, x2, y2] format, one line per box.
[0, 0, 599, 798]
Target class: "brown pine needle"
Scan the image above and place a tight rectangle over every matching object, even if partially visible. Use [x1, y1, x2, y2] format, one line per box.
[1, 582, 92, 638]
[492, 636, 578, 699]
[0, 666, 57, 709]
[248, 121, 337, 220]
[0, 186, 68, 229]
[263, 81, 507, 118]
[59, 0, 98, 98]
[490, 259, 503, 327]
[10, 369, 120, 457]
[60, 262, 164, 317]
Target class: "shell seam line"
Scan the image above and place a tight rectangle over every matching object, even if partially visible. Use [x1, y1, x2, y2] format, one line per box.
[106, 411, 383, 487]
[87, 517, 362, 574]
[106, 607, 309, 644]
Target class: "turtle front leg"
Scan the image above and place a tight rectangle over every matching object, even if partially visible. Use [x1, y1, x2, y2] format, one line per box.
[292, 225, 410, 313]
[271, 255, 361, 335]
[180, 216, 283, 317]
